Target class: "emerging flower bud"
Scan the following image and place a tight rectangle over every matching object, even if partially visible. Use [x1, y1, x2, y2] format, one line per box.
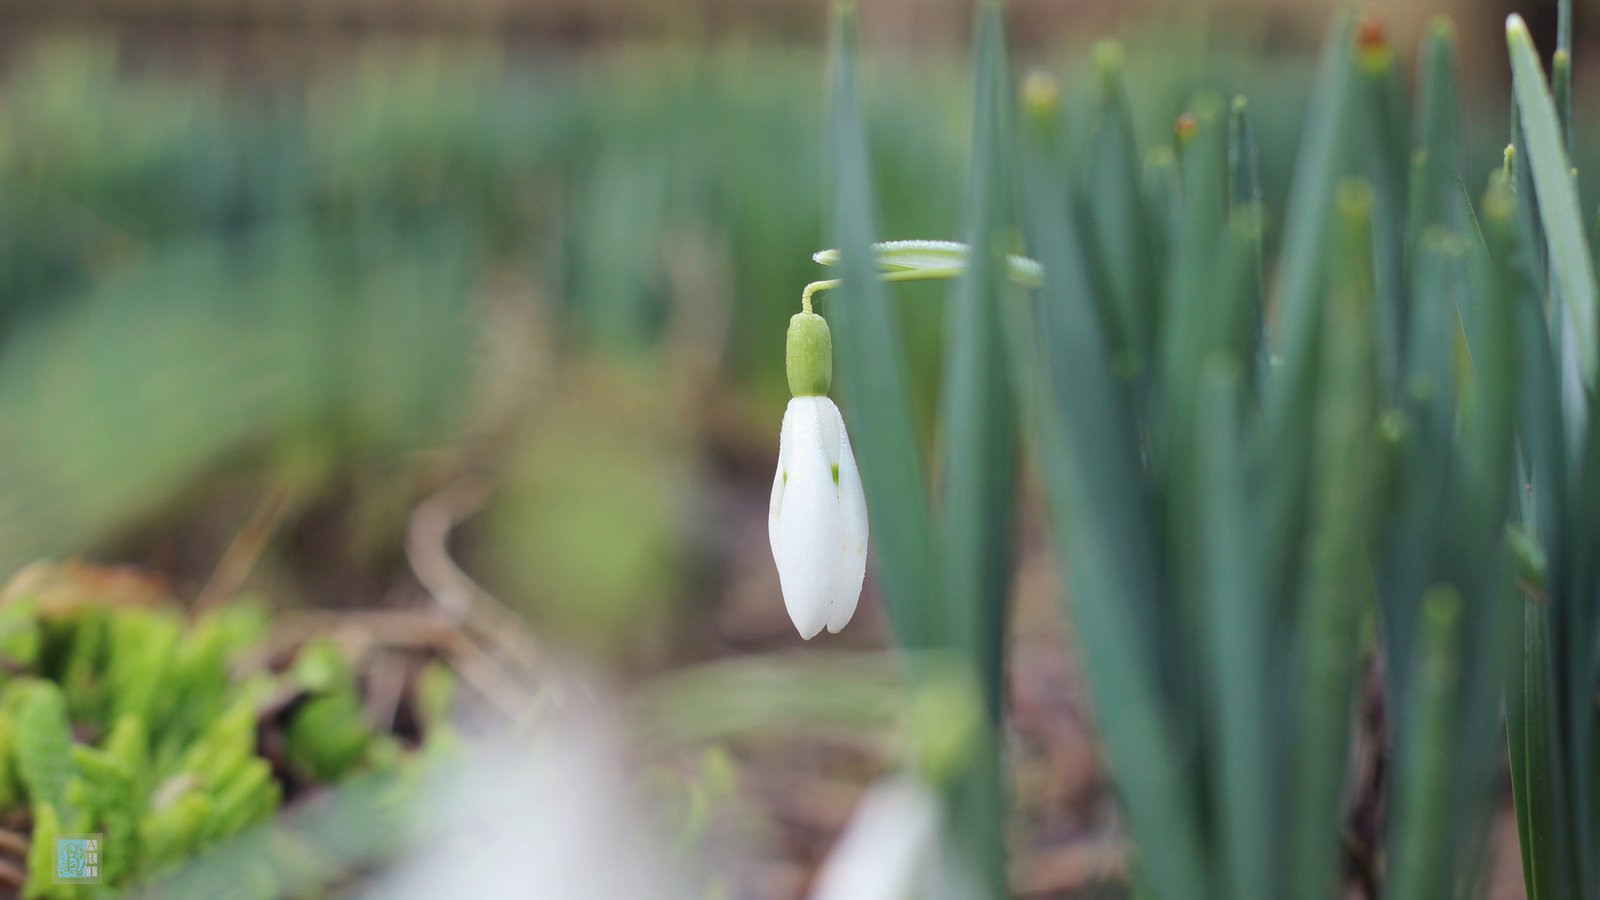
[769, 393, 868, 639]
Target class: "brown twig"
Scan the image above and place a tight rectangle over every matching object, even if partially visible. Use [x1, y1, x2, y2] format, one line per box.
[195, 485, 298, 612]
[272, 609, 470, 651]
[405, 477, 541, 678]
[404, 478, 557, 720]
[262, 608, 533, 719]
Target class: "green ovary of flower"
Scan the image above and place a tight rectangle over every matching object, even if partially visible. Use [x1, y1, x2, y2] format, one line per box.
[785, 312, 833, 397]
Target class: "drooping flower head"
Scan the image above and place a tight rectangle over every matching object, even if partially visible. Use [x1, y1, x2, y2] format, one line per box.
[769, 311, 868, 639]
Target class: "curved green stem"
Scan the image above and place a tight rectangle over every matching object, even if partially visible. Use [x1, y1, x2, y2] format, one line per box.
[804, 268, 962, 311]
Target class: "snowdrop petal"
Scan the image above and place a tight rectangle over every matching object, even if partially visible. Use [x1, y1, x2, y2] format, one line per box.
[769, 417, 788, 522]
[770, 397, 842, 639]
[826, 405, 868, 633]
[769, 394, 871, 640]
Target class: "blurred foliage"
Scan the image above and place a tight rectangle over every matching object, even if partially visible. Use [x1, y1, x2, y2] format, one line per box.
[0, 564, 453, 897]
[0, 3, 1594, 599]
[0, 29, 1555, 608]
[479, 362, 694, 657]
[1, 17, 1596, 894]
[0, 38, 971, 605]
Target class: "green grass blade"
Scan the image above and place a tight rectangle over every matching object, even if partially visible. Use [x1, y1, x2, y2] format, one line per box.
[1160, 96, 1229, 475]
[1556, 0, 1573, 155]
[1262, 14, 1358, 604]
[1144, 147, 1182, 265]
[1380, 229, 1464, 719]
[1501, 171, 1566, 545]
[941, 0, 1018, 720]
[1156, 97, 1229, 793]
[1014, 86, 1208, 900]
[1508, 682, 1537, 899]
[1355, 26, 1411, 393]
[1498, 130, 1588, 895]
[1559, 373, 1600, 899]
[1266, 12, 1357, 427]
[1227, 97, 1269, 392]
[1387, 588, 1464, 900]
[1227, 98, 1263, 214]
[1515, 607, 1572, 900]
[1509, 110, 1549, 299]
[1565, 379, 1600, 895]
[1486, 175, 1573, 900]
[937, 3, 1017, 893]
[1553, 1, 1599, 881]
[1445, 188, 1522, 893]
[1410, 19, 1461, 241]
[823, 2, 942, 648]
[1507, 14, 1598, 389]
[1156, 102, 1237, 759]
[1197, 358, 1273, 900]
[1454, 181, 1500, 369]
[1286, 180, 1379, 900]
[1083, 42, 1156, 366]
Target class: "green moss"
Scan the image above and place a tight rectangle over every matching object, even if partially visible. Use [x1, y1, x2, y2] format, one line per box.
[0, 595, 447, 893]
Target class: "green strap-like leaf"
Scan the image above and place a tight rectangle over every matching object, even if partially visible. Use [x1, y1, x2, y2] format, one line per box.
[1387, 588, 1464, 900]
[1261, 14, 1359, 608]
[824, 5, 944, 647]
[1286, 180, 1380, 899]
[1507, 14, 1598, 388]
[1227, 97, 1269, 391]
[1083, 42, 1157, 364]
[1015, 69, 1208, 900]
[1196, 358, 1273, 900]
[937, 4, 1017, 892]
[1408, 18, 1462, 243]
[1355, 31, 1412, 395]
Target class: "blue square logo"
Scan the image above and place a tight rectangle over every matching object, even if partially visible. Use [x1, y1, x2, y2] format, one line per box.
[54, 834, 101, 884]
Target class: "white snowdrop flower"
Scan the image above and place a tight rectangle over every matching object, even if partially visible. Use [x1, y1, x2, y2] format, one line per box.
[770, 394, 869, 638]
[770, 311, 869, 639]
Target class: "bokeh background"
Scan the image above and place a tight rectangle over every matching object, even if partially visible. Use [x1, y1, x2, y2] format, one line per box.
[0, 0, 1586, 895]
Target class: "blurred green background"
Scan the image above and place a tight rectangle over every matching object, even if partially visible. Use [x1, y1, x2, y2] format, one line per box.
[0, 0, 1583, 664]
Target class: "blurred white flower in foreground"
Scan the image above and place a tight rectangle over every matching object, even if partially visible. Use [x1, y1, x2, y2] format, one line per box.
[360, 709, 691, 900]
[770, 393, 869, 639]
[809, 775, 966, 900]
